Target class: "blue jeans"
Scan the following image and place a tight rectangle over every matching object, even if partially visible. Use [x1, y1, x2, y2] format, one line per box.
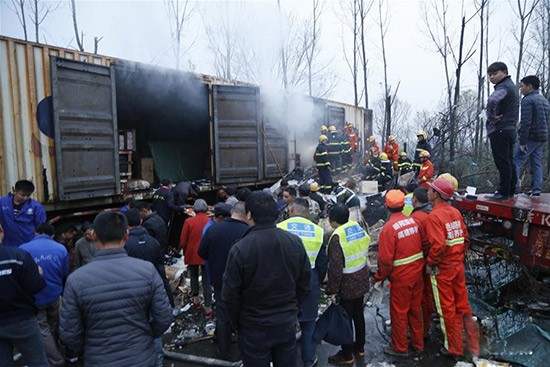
[513, 141, 545, 192]
[238, 325, 297, 367]
[153, 337, 163, 367]
[299, 320, 316, 366]
[0, 317, 48, 367]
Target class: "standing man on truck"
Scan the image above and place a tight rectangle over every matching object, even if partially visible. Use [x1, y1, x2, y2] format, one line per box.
[513, 75, 550, 197]
[0, 180, 47, 248]
[425, 178, 479, 358]
[152, 179, 185, 224]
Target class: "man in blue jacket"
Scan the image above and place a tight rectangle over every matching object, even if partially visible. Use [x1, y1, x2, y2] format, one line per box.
[20, 224, 68, 367]
[0, 224, 48, 367]
[513, 75, 550, 197]
[0, 180, 47, 247]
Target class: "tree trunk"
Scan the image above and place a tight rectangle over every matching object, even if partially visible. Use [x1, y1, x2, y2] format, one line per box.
[360, 0, 368, 109]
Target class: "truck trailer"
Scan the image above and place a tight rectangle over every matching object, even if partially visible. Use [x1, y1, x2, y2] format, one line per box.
[0, 36, 371, 219]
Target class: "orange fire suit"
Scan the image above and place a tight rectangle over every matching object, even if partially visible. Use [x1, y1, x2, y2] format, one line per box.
[383, 141, 399, 169]
[411, 207, 433, 337]
[374, 212, 424, 353]
[418, 160, 434, 189]
[425, 202, 480, 357]
[366, 142, 380, 163]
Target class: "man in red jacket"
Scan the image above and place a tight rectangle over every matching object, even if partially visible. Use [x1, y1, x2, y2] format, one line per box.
[180, 199, 212, 316]
[425, 179, 479, 358]
[383, 135, 399, 170]
[374, 190, 424, 357]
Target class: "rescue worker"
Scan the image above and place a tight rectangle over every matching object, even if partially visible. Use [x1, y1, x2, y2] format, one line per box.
[364, 152, 382, 181]
[374, 190, 424, 357]
[334, 185, 362, 224]
[398, 152, 413, 175]
[326, 203, 370, 365]
[315, 135, 333, 194]
[277, 199, 327, 367]
[417, 150, 434, 189]
[402, 182, 418, 216]
[383, 135, 399, 170]
[425, 179, 480, 358]
[438, 173, 459, 191]
[320, 125, 329, 134]
[366, 135, 380, 162]
[152, 179, 185, 225]
[309, 182, 326, 214]
[378, 153, 394, 189]
[346, 123, 359, 155]
[409, 187, 434, 338]
[413, 131, 432, 172]
[328, 126, 342, 174]
[340, 130, 352, 173]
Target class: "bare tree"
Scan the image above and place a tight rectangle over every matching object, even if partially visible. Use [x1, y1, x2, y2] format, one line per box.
[304, 0, 322, 96]
[511, 0, 541, 86]
[27, 0, 60, 43]
[7, 0, 28, 41]
[165, 0, 196, 70]
[337, 0, 360, 106]
[474, 0, 489, 160]
[376, 0, 393, 141]
[69, 0, 84, 51]
[358, 0, 373, 109]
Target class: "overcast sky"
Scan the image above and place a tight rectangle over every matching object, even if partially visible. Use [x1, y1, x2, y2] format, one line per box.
[0, 0, 519, 114]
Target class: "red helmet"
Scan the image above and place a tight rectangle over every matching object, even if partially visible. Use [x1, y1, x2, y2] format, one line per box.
[428, 178, 454, 199]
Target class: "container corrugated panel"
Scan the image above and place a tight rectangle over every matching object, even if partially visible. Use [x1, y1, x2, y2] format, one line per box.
[326, 100, 367, 150]
[0, 36, 111, 203]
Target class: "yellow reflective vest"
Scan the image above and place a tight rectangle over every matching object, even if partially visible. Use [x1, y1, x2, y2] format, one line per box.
[277, 216, 324, 269]
[329, 221, 370, 274]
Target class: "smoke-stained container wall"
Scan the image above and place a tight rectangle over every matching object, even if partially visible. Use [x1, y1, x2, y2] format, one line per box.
[0, 36, 111, 203]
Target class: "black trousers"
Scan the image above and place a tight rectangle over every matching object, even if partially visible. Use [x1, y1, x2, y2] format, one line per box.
[339, 297, 366, 357]
[489, 129, 517, 196]
[214, 287, 232, 357]
[317, 166, 333, 193]
[238, 324, 297, 367]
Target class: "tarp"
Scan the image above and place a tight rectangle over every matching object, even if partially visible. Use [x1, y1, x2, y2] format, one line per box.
[149, 141, 207, 183]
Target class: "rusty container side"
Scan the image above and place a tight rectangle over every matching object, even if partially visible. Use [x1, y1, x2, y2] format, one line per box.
[0, 36, 112, 203]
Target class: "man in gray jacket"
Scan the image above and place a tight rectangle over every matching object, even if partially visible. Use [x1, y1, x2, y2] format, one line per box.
[60, 212, 173, 367]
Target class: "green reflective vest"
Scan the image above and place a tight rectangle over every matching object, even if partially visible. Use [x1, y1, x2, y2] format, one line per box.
[402, 193, 414, 216]
[329, 221, 370, 274]
[277, 216, 324, 269]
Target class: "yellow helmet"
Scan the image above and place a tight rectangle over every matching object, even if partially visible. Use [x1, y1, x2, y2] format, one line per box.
[310, 182, 320, 192]
[346, 122, 353, 128]
[388, 135, 395, 141]
[329, 125, 337, 132]
[380, 152, 389, 160]
[400, 151, 408, 157]
[417, 130, 428, 140]
[319, 134, 328, 142]
[368, 135, 376, 142]
[419, 150, 431, 158]
[320, 125, 328, 132]
[438, 173, 459, 190]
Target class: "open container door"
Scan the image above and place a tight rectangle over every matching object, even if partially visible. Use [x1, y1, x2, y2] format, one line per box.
[211, 85, 262, 184]
[50, 57, 120, 201]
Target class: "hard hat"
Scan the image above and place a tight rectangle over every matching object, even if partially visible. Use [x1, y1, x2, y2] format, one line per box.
[417, 130, 428, 139]
[428, 178, 454, 199]
[368, 135, 376, 142]
[346, 122, 353, 127]
[386, 189, 405, 208]
[310, 182, 319, 192]
[380, 152, 388, 160]
[319, 134, 328, 142]
[400, 151, 408, 157]
[438, 173, 459, 190]
[329, 125, 337, 132]
[320, 125, 328, 132]
[388, 135, 395, 141]
[419, 150, 431, 158]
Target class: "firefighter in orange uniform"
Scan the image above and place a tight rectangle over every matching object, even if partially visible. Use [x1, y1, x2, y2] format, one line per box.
[417, 150, 434, 189]
[425, 179, 479, 358]
[383, 135, 399, 170]
[374, 190, 424, 357]
[366, 135, 380, 162]
[345, 123, 358, 154]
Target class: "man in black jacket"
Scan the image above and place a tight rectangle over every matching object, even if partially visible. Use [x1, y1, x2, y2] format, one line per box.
[59, 212, 173, 367]
[198, 202, 248, 358]
[0, 224, 48, 367]
[222, 192, 311, 367]
[135, 201, 169, 253]
[152, 179, 185, 224]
